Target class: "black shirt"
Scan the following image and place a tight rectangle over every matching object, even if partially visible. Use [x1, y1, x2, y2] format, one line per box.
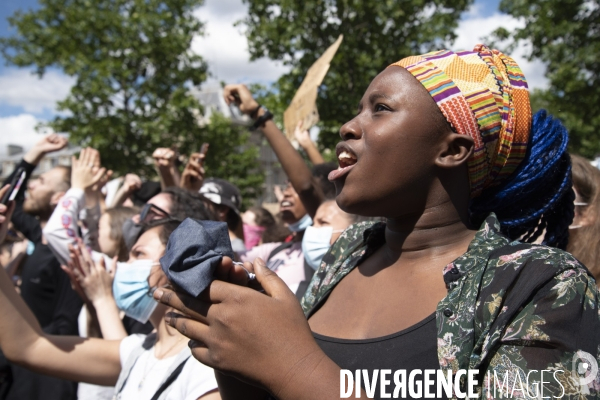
[314, 313, 447, 400]
[1, 159, 82, 400]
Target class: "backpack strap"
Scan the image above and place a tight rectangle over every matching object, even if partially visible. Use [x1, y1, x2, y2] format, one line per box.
[150, 347, 192, 400]
[267, 242, 295, 263]
[113, 333, 157, 399]
[295, 259, 316, 300]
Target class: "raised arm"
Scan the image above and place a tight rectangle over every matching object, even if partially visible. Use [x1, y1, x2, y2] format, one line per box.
[224, 84, 325, 218]
[43, 148, 107, 265]
[109, 173, 141, 208]
[0, 201, 122, 386]
[153, 147, 180, 189]
[5, 134, 69, 242]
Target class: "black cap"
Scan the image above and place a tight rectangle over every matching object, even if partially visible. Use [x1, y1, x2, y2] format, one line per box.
[199, 178, 242, 215]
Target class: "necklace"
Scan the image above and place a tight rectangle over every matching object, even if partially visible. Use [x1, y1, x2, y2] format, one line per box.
[138, 336, 185, 391]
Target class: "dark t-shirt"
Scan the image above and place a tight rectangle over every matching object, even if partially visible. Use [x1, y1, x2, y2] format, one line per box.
[0, 160, 82, 400]
[314, 313, 447, 400]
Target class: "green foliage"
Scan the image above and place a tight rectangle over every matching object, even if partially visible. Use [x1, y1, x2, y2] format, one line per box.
[494, 0, 600, 158]
[0, 0, 264, 202]
[240, 0, 473, 151]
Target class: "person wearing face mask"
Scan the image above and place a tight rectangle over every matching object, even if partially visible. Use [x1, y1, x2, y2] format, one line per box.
[122, 186, 214, 252]
[239, 176, 336, 294]
[43, 150, 155, 335]
[297, 200, 364, 299]
[241, 207, 277, 250]
[567, 154, 600, 285]
[0, 217, 222, 400]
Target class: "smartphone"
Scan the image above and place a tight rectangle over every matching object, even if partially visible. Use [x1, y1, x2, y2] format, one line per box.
[1, 167, 26, 205]
[196, 143, 209, 164]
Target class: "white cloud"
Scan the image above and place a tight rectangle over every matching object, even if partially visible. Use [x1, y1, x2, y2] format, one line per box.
[453, 7, 548, 90]
[191, 0, 289, 85]
[0, 114, 52, 155]
[0, 69, 75, 114]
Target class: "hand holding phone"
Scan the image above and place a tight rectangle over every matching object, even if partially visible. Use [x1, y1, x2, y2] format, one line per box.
[180, 144, 209, 192]
[1, 167, 26, 205]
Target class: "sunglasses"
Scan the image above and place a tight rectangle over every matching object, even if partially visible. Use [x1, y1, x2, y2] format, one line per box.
[139, 203, 178, 224]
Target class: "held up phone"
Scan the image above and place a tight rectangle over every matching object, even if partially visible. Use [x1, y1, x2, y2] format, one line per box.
[196, 143, 209, 164]
[1, 167, 26, 205]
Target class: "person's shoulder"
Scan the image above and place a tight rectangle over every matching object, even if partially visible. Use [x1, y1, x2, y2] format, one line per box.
[171, 358, 218, 400]
[488, 240, 587, 274]
[119, 333, 150, 365]
[478, 241, 596, 309]
[329, 220, 384, 254]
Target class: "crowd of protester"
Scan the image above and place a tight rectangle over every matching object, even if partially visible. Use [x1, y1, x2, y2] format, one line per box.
[0, 43, 599, 400]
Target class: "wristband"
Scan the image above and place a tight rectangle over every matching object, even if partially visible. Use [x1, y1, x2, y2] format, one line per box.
[249, 104, 262, 120]
[250, 108, 274, 131]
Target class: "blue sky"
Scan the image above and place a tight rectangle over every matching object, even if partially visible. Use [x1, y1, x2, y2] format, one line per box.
[2, 0, 545, 151]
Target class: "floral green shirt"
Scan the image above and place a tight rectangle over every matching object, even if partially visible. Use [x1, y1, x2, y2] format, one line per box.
[301, 214, 600, 399]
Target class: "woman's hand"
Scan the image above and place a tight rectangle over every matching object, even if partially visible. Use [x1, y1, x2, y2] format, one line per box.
[0, 185, 16, 244]
[180, 152, 205, 192]
[223, 84, 260, 116]
[153, 258, 327, 398]
[66, 241, 116, 306]
[71, 148, 107, 191]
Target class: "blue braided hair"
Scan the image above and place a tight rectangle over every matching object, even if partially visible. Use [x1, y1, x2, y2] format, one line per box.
[470, 110, 574, 249]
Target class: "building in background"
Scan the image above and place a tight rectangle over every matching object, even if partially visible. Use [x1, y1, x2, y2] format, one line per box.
[0, 143, 80, 180]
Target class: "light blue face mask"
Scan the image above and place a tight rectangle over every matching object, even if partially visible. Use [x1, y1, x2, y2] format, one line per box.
[287, 214, 313, 232]
[113, 259, 160, 324]
[302, 226, 343, 270]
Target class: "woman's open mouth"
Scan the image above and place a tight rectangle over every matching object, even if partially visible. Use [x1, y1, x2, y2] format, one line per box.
[329, 148, 357, 181]
[280, 200, 294, 211]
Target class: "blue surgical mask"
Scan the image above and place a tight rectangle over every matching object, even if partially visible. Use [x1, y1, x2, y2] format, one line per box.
[302, 226, 342, 270]
[113, 259, 160, 324]
[288, 214, 313, 232]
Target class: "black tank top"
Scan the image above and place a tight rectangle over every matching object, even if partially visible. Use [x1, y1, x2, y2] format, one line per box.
[313, 313, 447, 400]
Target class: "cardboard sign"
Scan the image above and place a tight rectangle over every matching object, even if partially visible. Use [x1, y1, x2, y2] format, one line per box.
[284, 35, 343, 139]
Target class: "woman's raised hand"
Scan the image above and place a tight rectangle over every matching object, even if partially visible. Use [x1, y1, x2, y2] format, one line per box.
[71, 148, 108, 191]
[180, 152, 206, 192]
[153, 258, 326, 398]
[223, 84, 260, 116]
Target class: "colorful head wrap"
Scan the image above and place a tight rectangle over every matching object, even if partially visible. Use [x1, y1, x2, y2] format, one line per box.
[390, 44, 532, 197]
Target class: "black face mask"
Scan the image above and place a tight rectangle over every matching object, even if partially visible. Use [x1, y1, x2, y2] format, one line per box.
[122, 218, 143, 252]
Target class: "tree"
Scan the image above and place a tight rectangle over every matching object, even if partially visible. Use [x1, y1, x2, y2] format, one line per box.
[493, 0, 600, 158]
[240, 0, 473, 151]
[1, 0, 264, 202]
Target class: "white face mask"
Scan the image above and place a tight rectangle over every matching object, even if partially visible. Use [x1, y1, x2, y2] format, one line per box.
[570, 201, 589, 229]
[301, 226, 344, 270]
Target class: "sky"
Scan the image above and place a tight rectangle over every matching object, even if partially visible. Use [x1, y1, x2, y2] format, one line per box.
[0, 0, 546, 153]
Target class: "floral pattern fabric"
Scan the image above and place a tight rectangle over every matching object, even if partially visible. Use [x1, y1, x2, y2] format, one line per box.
[301, 213, 600, 399]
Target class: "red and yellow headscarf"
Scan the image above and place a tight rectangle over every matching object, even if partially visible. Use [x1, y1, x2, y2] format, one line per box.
[390, 44, 532, 197]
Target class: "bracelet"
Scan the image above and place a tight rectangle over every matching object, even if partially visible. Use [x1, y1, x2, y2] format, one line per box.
[250, 108, 274, 131]
[249, 104, 262, 120]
